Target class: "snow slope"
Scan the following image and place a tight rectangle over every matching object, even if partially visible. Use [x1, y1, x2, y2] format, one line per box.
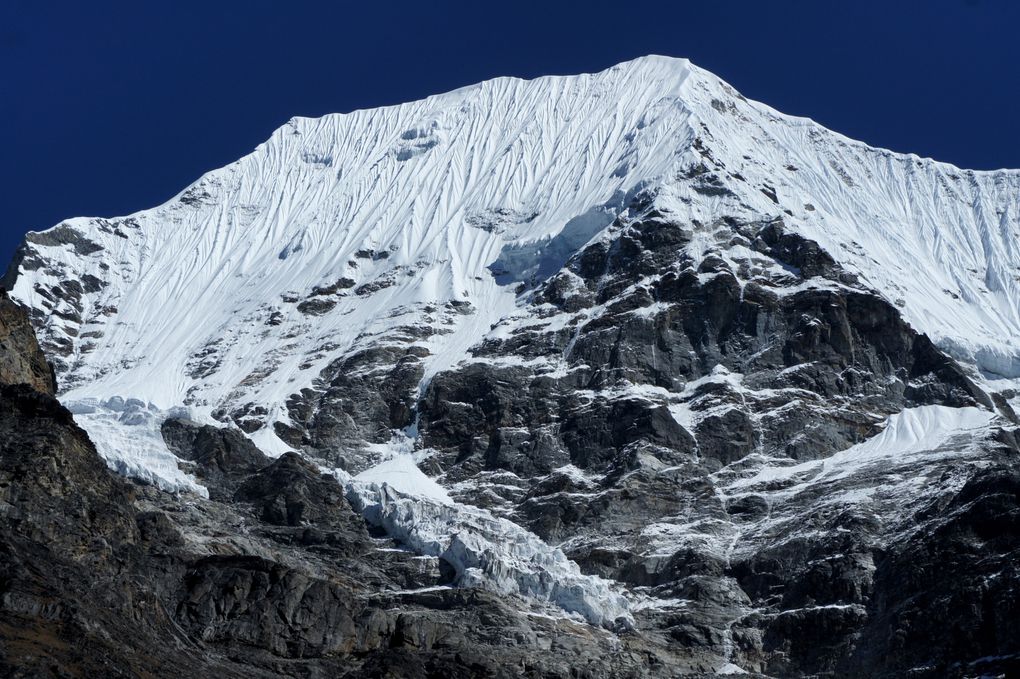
[726, 405, 994, 495]
[7, 55, 1019, 480]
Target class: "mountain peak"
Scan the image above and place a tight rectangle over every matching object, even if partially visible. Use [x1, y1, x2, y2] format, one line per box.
[7, 56, 1020, 483]
[5, 55, 1020, 676]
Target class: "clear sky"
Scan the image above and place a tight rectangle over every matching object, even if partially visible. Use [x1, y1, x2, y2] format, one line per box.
[2, 0, 1018, 269]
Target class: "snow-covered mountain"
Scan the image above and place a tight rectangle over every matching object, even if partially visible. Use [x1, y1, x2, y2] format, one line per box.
[9, 56, 1019, 469]
[5, 56, 1020, 677]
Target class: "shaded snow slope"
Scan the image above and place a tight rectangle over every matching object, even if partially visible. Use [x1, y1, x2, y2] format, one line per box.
[8, 54, 1020, 479]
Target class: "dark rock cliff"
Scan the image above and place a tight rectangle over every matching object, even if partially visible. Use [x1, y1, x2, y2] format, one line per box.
[0, 290, 56, 396]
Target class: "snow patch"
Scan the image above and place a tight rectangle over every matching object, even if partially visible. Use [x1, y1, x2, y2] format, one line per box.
[356, 453, 453, 505]
[728, 405, 994, 494]
[66, 397, 208, 497]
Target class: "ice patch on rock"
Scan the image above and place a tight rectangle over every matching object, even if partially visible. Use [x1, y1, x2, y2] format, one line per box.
[67, 397, 208, 497]
[356, 453, 452, 505]
[490, 198, 621, 286]
[728, 405, 994, 495]
[347, 454, 632, 629]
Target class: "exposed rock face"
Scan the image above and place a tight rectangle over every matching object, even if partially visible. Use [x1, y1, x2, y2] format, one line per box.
[233, 452, 369, 551]
[0, 384, 210, 678]
[406, 210, 1020, 675]
[0, 289, 56, 395]
[275, 341, 429, 468]
[849, 472, 1020, 678]
[4, 210, 1014, 677]
[162, 417, 271, 500]
[419, 212, 988, 484]
[0, 402, 686, 676]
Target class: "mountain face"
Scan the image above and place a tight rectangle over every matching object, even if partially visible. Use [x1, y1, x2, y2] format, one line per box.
[0, 294, 646, 678]
[3, 56, 1020, 677]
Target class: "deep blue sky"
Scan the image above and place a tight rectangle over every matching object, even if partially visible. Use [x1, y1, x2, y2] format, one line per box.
[2, 0, 1018, 269]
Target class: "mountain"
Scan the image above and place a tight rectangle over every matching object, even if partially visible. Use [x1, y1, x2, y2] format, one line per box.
[2, 56, 1019, 677]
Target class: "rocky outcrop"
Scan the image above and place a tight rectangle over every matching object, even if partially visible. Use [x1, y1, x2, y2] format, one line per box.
[844, 470, 1020, 678]
[0, 289, 56, 395]
[233, 452, 370, 553]
[0, 382, 211, 677]
[162, 417, 271, 500]
[276, 340, 430, 469]
[421, 214, 988, 478]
